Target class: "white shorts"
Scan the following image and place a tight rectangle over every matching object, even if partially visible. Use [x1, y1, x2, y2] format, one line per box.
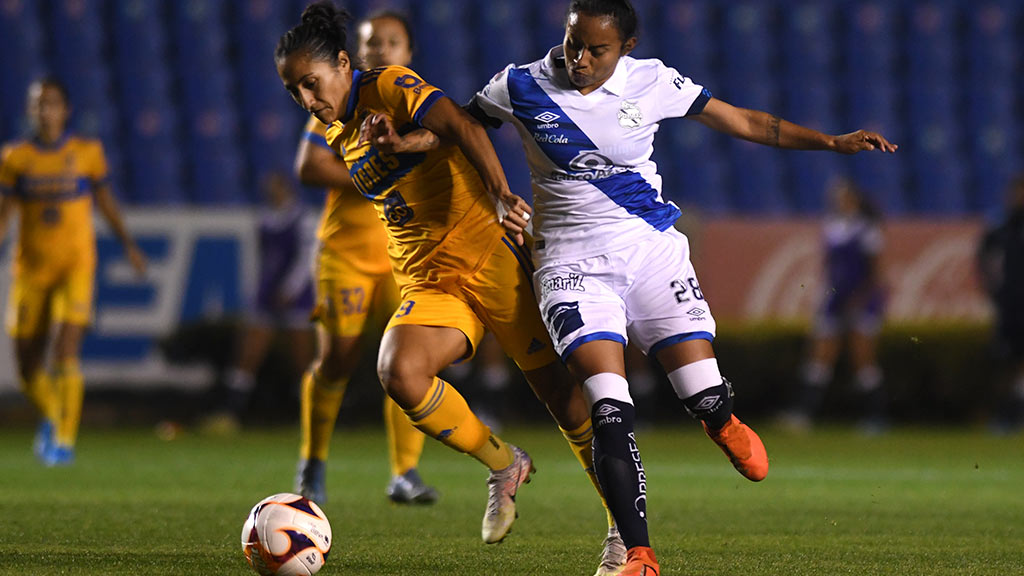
[534, 228, 717, 361]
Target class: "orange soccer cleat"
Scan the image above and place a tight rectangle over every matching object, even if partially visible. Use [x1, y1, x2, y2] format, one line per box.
[621, 546, 659, 576]
[704, 415, 769, 481]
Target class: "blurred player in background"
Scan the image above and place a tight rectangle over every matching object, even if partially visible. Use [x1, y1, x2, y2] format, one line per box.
[201, 172, 316, 434]
[977, 174, 1024, 432]
[291, 9, 440, 506]
[0, 77, 146, 466]
[449, 1, 898, 573]
[781, 178, 888, 433]
[277, 4, 622, 569]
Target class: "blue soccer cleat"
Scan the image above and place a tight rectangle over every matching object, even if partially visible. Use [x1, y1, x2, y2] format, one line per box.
[42, 444, 75, 467]
[33, 419, 55, 462]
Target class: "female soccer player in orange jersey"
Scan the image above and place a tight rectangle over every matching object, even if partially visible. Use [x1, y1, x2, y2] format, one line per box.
[277, 3, 622, 570]
[292, 10, 442, 506]
[0, 78, 146, 466]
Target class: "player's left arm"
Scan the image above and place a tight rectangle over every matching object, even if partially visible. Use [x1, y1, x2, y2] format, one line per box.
[358, 114, 440, 155]
[94, 183, 147, 277]
[693, 97, 898, 154]
[419, 96, 530, 244]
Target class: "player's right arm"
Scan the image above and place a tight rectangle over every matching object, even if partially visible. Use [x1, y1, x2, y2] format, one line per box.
[295, 119, 356, 190]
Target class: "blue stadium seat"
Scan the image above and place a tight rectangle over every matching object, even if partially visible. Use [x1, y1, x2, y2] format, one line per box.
[117, 71, 175, 121]
[845, 84, 905, 145]
[0, 0, 45, 135]
[48, 0, 106, 70]
[842, 1, 900, 85]
[662, 122, 734, 215]
[127, 144, 186, 205]
[721, 3, 779, 79]
[658, 0, 714, 81]
[532, 0, 570, 56]
[789, 152, 844, 214]
[171, 0, 230, 75]
[906, 2, 958, 86]
[967, 2, 1020, 84]
[476, 0, 536, 78]
[243, 106, 308, 192]
[848, 154, 908, 216]
[782, 1, 838, 80]
[730, 140, 789, 215]
[411, 0, 474, 102]
[189, 150, 247, 205]
[783, 82, 839, 133]
[911, 156, 968, 215]
[112, 0, 168, 77]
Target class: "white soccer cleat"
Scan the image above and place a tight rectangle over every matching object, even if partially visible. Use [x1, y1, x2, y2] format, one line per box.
[481, 444, 534, 543]
[594, 525, 627, 576]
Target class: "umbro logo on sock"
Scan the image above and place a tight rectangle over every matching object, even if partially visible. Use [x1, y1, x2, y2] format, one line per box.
[594, 404, 621, 417]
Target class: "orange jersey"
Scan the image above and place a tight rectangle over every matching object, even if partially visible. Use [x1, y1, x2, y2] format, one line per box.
[323, 66, 504, 291]
[0, 134, 104, 281]
[302, 116, 391, 276]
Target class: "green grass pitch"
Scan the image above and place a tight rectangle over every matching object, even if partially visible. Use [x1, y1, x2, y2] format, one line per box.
[1, 424, 1021, 575]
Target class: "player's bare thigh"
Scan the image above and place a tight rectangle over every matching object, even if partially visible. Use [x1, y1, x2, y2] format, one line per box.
[377, 324, 470, 408]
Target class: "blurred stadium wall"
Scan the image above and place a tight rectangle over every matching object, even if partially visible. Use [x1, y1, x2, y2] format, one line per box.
[0, 1, 1020, 422]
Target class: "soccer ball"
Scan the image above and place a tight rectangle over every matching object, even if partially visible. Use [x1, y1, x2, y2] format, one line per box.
[241, 493, 332, 576]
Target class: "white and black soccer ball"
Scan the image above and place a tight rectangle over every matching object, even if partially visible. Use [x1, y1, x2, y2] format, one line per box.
[241, 493, 332, 576]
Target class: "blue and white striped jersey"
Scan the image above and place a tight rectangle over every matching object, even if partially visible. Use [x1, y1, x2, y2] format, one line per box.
[471, 45, 710, 265]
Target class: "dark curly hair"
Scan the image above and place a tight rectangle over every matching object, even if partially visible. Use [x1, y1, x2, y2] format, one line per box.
[275, 1, 352, 65]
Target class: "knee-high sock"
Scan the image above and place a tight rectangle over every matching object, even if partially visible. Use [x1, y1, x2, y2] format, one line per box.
[584, 372, 649, 549]
[404, 377, 512, 470]
[384, 395, 426, 476]
[561, 420, 615, 529]
[54, 359, 84, 447]
[299, 369, 348, 461]
[21, 370, 57, 422]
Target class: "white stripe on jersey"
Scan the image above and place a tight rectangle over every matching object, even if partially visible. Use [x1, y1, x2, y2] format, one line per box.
[472, 45, 710, 266]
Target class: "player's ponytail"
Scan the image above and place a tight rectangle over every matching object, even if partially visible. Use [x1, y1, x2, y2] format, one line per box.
[276, 1, 352, 65]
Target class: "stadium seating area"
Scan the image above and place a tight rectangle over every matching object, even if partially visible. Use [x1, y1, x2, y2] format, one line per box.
[0, 0, 1020, 215]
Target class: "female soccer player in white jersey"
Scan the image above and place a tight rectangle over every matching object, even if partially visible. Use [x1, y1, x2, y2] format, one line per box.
[277, 4, 625, 571]
[459, 1, 897, 573]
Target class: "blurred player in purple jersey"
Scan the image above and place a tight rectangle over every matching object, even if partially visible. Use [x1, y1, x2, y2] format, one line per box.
[783, 178, 888, 433]
[202, 172, 315, 433]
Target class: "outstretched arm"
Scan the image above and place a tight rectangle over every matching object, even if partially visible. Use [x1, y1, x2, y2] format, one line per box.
[94, 183, 147, 277]
[418, 96, 530, 244]
[694, 97, 898, 154]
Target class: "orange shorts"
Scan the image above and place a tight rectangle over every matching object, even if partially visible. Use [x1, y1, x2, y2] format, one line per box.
[386, 236, 558, 372]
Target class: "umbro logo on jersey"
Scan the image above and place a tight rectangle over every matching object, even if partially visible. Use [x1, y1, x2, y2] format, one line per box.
[534, 111, 560, 123]
[594, 404, 620, 417]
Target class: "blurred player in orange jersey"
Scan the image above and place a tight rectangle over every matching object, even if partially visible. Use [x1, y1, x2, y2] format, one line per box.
[292, 10, 440, 505]
[278, 3, 619, 567]
[0, 78, 147, 466]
